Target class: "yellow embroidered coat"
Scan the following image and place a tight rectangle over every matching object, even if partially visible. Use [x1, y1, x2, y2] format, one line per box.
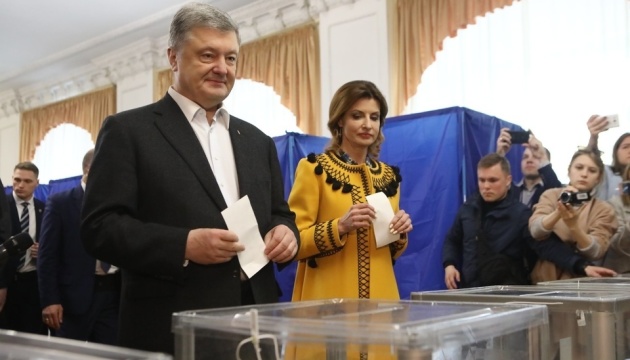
[289, 152, 408, 301]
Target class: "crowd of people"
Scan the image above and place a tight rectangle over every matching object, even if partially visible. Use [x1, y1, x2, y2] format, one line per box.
[0, 1, 628, 357]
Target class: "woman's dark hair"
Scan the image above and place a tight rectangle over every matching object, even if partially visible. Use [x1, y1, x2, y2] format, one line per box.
[325, 80, 388, 159]
[611, 133, 630, 174]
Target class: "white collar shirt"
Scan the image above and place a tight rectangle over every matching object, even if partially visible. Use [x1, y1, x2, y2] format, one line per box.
[168, 87, 240, 206]
[12, 192, 36, 272]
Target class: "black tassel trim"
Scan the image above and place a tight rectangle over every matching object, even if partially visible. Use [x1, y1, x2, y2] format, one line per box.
[326, 174, 334, 184]
[307, 258, 318, 268]
[392, 166, 402, 182]
[332, 181, 342, 191]
[342, 184, 353, 193]
[315, 164, 323, 175]
[307, 153, 317, 163]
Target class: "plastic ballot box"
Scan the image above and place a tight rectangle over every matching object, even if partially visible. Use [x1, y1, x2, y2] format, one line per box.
[538, 275, 630, 289]
[172, 298, 548, 360]
[412, 285, 630, 360]
[0, 329, 171, 360]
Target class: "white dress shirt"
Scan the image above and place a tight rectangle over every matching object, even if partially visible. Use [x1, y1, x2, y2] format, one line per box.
[168, 87, 240, 207]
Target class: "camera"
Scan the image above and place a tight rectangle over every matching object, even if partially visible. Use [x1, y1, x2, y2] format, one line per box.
[559, 191, 591, 205]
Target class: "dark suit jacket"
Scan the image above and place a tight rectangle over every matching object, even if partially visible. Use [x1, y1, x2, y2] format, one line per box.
[81, 94, 298, 354]
[511, 163, 562, 208]
[0, 194, 44, 288]
[0, 180, 10, 243]
[38, 185, 97, 315]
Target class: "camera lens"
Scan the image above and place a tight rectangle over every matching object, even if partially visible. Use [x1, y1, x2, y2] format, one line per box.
[559, 191, 572, 204]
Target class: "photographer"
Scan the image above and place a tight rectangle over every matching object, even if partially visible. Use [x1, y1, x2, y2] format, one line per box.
[529, 149, 618, 282]
[602, 164, 630, 274]
[496, 128, 562, 208]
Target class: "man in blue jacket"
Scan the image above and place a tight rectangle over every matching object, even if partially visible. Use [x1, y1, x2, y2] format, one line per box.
[38, 149, 119, 344]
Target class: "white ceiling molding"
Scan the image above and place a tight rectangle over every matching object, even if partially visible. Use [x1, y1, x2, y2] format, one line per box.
[0, 90, 21, 118]
[5, 0, 362, 113]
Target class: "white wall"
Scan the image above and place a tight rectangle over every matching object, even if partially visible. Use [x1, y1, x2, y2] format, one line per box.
[319, 0, 390, 136]
[0, 0, 393, 183]
[0, 114, 20, 185]
[116, 69, 155, 113]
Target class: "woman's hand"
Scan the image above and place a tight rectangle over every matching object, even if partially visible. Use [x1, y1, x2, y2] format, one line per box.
[338, 203, 376, 236]
[390, 209, 413, 235]
[587, 115, 609, 137]
[557, 185, 584, 228]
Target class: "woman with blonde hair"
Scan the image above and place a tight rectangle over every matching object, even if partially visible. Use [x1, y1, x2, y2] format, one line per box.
[529, 149, 617, 282]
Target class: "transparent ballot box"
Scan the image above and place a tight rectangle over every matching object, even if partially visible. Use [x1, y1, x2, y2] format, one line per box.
[172, 298, 548, 360]
[538, 275, 630, 290]
[0, 329, 171, 360]
[412, 285, 630, 360]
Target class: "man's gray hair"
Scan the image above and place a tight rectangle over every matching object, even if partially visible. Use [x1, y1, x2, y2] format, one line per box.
[169, 2, 240, 49]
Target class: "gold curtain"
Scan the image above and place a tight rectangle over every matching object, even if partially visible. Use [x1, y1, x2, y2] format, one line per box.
[20, 86, 116, 161]
[154, 69, 173, 102]
[237, 23, 321, 135]
[393, 0, 517, 115]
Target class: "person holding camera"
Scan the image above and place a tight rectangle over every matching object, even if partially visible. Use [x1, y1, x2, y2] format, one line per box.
[529, 149, 618, 282]
[601, 164, 630, 274]
[496, 128, 562, 208]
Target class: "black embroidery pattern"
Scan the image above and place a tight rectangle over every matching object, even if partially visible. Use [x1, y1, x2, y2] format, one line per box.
[312, 221, 343, 257]
[356, 168, 371, 299]
[306, 152, 401, 283]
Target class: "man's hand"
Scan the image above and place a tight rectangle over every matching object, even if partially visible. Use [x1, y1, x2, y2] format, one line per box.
[496, 128, 512, 156]
[42, 304, 63, 330]
[185, 229, 244, 265]
[29, 243, 39, 258]
[444, 265, 461, 289]
[264, 225, 298, 263]
[584, 265, 617, 278]
[527, 135, 549, 164]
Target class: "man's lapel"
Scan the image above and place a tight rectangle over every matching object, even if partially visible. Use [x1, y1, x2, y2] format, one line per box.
[152, 95, 228, 210]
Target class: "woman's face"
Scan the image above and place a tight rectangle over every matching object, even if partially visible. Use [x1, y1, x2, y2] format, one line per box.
[568, 154, 601, 192]
[338, 98, 381, 151]
[616, 136, 630, 167]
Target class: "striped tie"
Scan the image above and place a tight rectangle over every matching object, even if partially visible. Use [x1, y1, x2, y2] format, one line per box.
[20, 202, 29, 233]
[18, 202, 30, 268]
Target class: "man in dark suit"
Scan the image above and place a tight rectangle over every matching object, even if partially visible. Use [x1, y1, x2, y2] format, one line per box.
[81, 3, 299, 355]
[38, 149, 120, 344]
[496, 128, 562, 207]
[0, 162, 45, 334]
[0, 178, 9, 243]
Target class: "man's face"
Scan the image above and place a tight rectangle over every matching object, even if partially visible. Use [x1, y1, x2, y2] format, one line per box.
[168, 27, 239, 111]
[12, 169, 38, 200]
[478, 163, 511, 202]
[521, 148, 541, 179]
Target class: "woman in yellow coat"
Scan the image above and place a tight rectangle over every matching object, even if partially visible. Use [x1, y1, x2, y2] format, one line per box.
[288, 80, 412, 302]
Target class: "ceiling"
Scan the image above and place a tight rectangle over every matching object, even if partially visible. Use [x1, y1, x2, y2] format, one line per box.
[0, 0, 257, 94]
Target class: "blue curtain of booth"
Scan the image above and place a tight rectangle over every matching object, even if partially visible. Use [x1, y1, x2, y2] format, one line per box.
[4, 107, 523, 301]
[272, 107, 524, 300]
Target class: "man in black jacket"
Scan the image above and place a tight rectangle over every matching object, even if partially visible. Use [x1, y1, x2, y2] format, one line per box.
[496, 128, 562, 207]
[443, 154, 534, 289]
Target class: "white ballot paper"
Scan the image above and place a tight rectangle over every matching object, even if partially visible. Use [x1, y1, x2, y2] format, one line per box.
[366, 192, 399, 248]
[221, 195, 269, 278]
